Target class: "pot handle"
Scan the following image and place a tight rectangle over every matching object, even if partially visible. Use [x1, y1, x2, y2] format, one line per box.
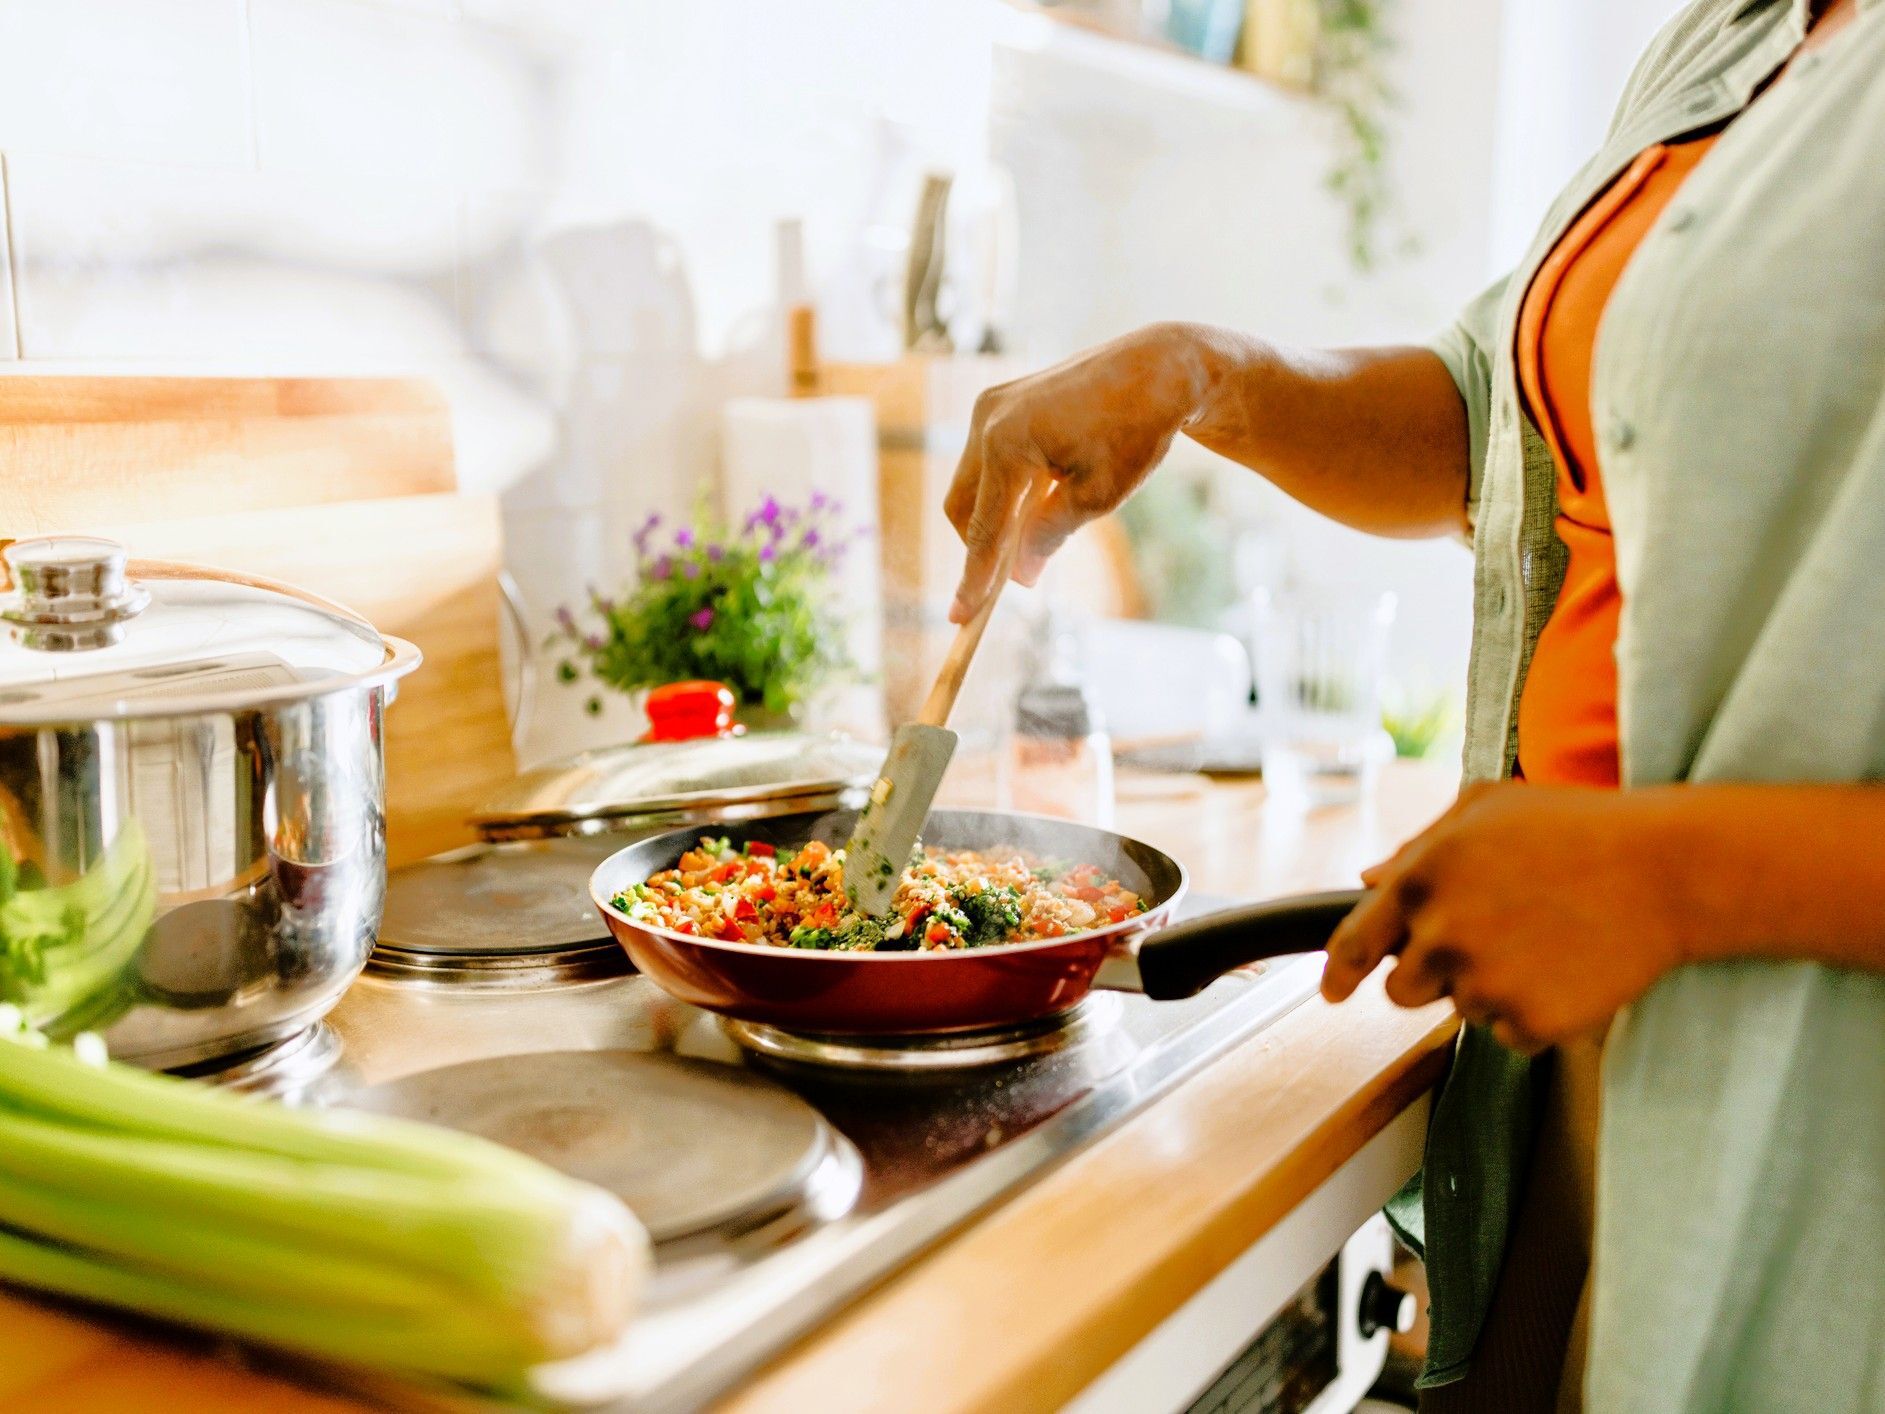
[1134, 888, 1368, 1001]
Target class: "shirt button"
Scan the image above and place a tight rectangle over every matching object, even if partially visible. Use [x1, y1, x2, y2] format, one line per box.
[1607, 417, 1636, 452]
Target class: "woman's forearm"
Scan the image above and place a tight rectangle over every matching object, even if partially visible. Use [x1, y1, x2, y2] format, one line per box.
[1168, 323, 1474, 539]
[1644, 784, 1885, 974]
[945, 320, 1474, 617]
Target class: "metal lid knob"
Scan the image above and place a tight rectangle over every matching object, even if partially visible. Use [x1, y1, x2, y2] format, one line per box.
[2, 535, 152, 650]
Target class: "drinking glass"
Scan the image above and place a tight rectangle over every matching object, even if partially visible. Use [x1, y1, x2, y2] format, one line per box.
[1254, 588, 1397, 806]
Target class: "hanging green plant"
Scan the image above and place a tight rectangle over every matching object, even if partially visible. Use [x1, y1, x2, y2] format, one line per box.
[1317, 0, 1406, 272]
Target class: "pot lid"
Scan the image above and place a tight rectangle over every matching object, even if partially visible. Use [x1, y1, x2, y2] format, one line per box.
[472, 682, 883, 840]
[0, 536, 420, 723]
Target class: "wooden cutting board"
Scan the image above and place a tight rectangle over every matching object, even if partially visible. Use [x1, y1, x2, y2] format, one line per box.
[0, 375, 515, 866]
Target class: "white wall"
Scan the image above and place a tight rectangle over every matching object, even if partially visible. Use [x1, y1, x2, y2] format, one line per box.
[991, 0, 1505, 699]
[1487, 0, 1687, 270]
[0, 0, 1518, 753]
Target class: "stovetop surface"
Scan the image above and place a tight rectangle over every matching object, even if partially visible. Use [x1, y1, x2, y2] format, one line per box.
[308, 895, 1322, 1413]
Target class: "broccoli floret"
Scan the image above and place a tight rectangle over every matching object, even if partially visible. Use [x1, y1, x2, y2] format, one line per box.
[833, 915, 889, 951]
[947, 885, 1022, 946]
[787, 925, 839, 951]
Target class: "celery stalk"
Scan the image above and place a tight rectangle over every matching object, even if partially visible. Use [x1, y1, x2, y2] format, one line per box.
[0, 1167, 473, 1319]
[0, 1107, 563, 1306]
[0, 1226, 546, 1386]
[0, 1031, 563, 1194]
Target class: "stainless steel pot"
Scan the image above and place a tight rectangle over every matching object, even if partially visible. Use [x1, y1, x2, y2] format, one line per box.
[0, 536, 420, 1068]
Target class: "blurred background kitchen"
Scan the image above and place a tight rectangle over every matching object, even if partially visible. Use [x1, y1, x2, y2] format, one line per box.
[0, 0, 1682, 789]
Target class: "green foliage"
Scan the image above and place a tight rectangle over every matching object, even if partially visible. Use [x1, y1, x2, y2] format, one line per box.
[1382, 688, 1458, 759]
[1318, 0, 1406, 272]
[950, 884, 1023, 946]
[554, 494, 859, 717]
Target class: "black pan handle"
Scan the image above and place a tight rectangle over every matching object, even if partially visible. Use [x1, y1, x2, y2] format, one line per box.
[1134, 888, 1369, 1001]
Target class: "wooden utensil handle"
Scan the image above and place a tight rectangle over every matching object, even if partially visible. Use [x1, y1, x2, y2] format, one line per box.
[918, 476, 1051, 728]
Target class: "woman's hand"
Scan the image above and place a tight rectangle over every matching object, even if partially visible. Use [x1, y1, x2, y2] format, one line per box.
[942, 328, 1474, 621]
[1319, 783, 1691, 1053]
[944, 323, 1209, 621]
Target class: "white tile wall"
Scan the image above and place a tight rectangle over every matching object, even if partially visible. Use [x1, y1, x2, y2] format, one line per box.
[250, 0, 556, 189]
[6, 154, 459, 361]
[0, 0, 252, 169]
[0, 0, 1503, 751]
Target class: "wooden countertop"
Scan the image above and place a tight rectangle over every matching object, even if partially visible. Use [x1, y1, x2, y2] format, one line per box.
[0, 763, 1461, 1414]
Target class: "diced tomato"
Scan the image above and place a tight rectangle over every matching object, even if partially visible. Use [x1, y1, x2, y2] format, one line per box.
[1070, 885, 1105, 903]
[672, 918, 696, 935]
[809, 901, 840, 929]
[797, 840, 830, 866]
[733, 897, 758, 921]
[746, 841, 776, 858]
[754, 883, 776, 902]
[925, 920, 952, 944]
[713, 916, 746, 942]
[709, 861, 743, 884]
[1106, 902, 1135, 923]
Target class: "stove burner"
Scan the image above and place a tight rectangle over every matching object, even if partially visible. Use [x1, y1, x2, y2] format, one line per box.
[343, 1050, 860, 1243]
[364, 942, 629, 988]
[174, 1022, 341, 1099]
[369, 838, 631, 987]
[723, 994, 1125, 1072]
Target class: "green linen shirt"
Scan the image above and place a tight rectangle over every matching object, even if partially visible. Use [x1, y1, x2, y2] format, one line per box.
[1389, 1, 1885, 1407]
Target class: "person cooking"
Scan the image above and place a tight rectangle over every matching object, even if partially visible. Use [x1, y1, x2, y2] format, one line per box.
[941, 1, 1884, 1409]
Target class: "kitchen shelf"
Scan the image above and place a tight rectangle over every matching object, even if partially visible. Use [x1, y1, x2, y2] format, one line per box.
[996, 1, 1313, 118]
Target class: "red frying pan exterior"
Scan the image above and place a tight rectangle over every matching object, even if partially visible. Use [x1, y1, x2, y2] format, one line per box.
[590, 807, 1366, 1036]
[590, 808, 1182, 1034]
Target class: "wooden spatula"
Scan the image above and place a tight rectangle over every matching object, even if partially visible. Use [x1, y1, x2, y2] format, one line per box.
[843, 477, 1051, 916]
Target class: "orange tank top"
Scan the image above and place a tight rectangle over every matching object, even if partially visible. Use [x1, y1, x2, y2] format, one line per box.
[1513, 136, 1721, 786]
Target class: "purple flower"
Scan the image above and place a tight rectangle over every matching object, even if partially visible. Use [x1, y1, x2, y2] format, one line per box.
[682, 560, 700, 579]
[675, 528, 695, 550]
[690, 607, 715, 631]
[802, 528, 821, 551]
[632, 512, 662, 553]
[554, 605, 578, 634]
[810, 489, 829, 512]
[757, 495, 781, 526]
[583, 632, 605, 651]
[759, 542, 776, 562]
[649, 556, 672, 581]
[705, 543, 724, 562]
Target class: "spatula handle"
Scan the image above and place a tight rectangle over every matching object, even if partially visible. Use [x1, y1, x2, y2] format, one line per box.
[919, 476, 1052, 728]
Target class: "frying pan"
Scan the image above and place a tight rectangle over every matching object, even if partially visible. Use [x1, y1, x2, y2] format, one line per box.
[589, 808, 1363, 1035]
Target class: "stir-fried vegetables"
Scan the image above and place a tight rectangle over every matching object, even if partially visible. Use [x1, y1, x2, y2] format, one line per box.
[614, 837, 1146, 952]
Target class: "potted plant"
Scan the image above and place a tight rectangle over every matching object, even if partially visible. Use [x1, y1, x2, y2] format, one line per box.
[552, 493, 861, 729]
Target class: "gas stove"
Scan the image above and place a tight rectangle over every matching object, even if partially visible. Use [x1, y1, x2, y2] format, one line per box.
[236, 839, 1326, 1413]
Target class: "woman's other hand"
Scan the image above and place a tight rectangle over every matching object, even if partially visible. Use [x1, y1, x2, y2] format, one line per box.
[943, 323, 1209, 622]
[1319, 783, 1690, 1053]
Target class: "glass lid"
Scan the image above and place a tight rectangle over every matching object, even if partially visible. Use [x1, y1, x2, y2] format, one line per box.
[471, 731, 884, 840]
[0, 536, 419, 723]
[472, 681, 883, 839]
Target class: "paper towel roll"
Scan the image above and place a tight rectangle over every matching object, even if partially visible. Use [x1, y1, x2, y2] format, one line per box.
[720, 396, 883, 734]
